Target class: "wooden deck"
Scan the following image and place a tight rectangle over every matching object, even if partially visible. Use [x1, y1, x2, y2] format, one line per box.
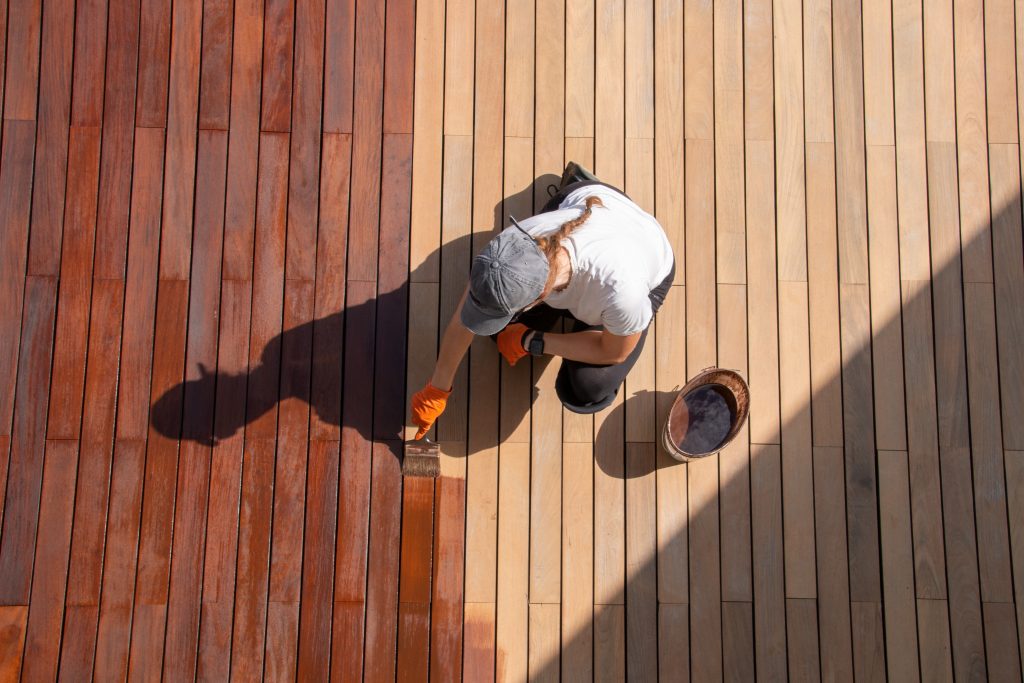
[1, 0, 1024, 679]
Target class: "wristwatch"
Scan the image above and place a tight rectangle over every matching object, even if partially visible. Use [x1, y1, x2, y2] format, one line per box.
[527, 331, 546, 356]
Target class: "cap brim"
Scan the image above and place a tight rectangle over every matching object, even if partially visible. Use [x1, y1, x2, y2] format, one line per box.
[460, 295, 514, 336]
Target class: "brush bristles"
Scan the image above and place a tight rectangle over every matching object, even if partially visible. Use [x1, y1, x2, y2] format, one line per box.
[402, 454, 440, 478]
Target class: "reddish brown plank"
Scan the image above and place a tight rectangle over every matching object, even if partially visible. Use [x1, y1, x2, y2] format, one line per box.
[162, 439, 214, 681]
[260, 0, 295, 131]
[127, 603, 167, 680]
[0, 276, 57, 603]
[114, 127, 164, 440]
[157, 0, 203, 280]
[397, 601, 431, 681]
[58, 605, 99, 680]
[296, 440, 340, 681]
[266, 445, 310, 670]
[59, 279, 126, 676]
[0, 437, 7, 552]
[229, 438, 275, 681]
[26, 0, 74, 277]
[0, 0, 6, 117]
[431, 476, 466, 680]
[323, 0, 356, 133]
[310, 133, 352, 441]
[245, 132, 289, 439]
[2, 0, 41, 120]
[220, 0, 264, 281]
[92, 0, 141, 279]
[0, 120, 37, 437]
[0, 606, 28, 681]
[92, 439, 146, 682]
[399, 477, 435, 605]
[196, 279, 250, 681]
[198, 0, 234, 129]
[127, 278, 189, 679]
[276, 279, 315, 446]
[160, 128, 229, 679]
[334, 279, 376, 615]
[374, 133, 412, 440]
[345, 0, 385, 282]
[285, 0, 326, 281]
[265, 282, 315, 677]
[332, 602, 367, 680]
[363, 440, 403, 679]
[383, 0, 414, 134]
[46, 126, 101, 439]
[135, 0, 171, 126]
[21, 440, 78, 682]
[70, 0, 108, 126]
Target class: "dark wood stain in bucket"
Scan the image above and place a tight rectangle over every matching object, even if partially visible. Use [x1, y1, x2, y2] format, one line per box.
[678, 384, 735, 455]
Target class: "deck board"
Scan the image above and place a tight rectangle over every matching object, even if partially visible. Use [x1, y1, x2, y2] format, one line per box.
[2, 0, 1024, 678]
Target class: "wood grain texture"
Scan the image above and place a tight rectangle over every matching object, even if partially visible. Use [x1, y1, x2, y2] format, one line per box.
[989, 145, 1024, 450]
[198, 0, 233, 129]
[562, 442, 594, 681]
[297, 440, 339, 682]
[363, 441, 403, 680]
[2, 0, 42, 120]
[496, 441, 530, 682]
[626, 443, 657, 680]
[431, 476, 466, 681]
[751, 444, 787, 681]
[324, 0, 355, 133]
[689, 456, 722, 682]
[0, 121, 37, 437]
[260, 0, 294, 132]
[157, 0, 203, 280]
[45, 126, 101, 439]
[878, 451, 922, 681]
[92, 440, 145, 682]
[0, 276, 57, 604]
[786, 599, 821, 683]
[21, 440, 78, 682]
[26, 0, 74, 277]
[813, 447, 854, 683]
[136, 0, 171, 126]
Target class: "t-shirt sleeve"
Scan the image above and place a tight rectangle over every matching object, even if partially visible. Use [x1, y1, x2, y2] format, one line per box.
[601, 283, 652, 336]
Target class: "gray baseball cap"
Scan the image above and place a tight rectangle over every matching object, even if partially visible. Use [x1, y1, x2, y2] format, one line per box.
[460, 218, 550, 335]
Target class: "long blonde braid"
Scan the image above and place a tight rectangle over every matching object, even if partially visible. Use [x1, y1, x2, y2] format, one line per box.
[535, 195, 604, 260]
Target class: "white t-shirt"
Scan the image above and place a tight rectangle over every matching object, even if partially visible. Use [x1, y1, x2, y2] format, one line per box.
[514, 185, 675, 335]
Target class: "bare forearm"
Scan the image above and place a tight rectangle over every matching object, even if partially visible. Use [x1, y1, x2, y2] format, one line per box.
[429, 311, 475, 390]
[531, 330, 625, 365]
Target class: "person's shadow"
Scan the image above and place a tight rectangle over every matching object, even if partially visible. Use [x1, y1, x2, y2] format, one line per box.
[150, 173, 689, 480]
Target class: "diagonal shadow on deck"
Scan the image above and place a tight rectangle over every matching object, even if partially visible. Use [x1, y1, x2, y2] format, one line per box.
[148, 180, 1024, 679]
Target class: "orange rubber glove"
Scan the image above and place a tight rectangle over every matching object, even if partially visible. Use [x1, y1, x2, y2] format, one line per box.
[497, 323, 531, 366]
[411, 383, 451, 439]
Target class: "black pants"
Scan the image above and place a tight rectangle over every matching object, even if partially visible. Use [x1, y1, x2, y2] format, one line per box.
[517, 178, 675, 412]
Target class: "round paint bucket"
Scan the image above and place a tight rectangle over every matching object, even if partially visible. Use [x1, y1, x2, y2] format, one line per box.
[662, 367, 750, 462]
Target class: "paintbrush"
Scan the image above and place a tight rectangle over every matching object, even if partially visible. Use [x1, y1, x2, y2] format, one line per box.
[402, 436, 440, 478]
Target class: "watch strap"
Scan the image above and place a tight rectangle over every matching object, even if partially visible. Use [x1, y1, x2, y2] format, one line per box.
[528, 331, 545, 356]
